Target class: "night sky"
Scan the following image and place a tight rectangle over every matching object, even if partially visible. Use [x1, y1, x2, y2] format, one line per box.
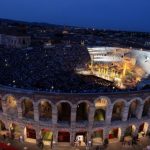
[0, 0, 150, 32]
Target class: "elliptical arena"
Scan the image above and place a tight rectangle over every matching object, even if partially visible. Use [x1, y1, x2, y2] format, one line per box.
[0, 47, 150, 147]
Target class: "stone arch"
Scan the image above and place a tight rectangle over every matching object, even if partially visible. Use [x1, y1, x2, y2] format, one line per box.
[24, 125, 36, 141]
[92, 129, 103, 145]
[128, 97, 143, 105]
[21, 97, 34, 119]
[75, 131, 87, 146]
[58, 130, 70, 142]
[94, 97, 109, 122]
[76, 101, 90, 122]
[19, 96, 35, 105]
[138, 122, 149, 137]
[112, 98, 127, 107]
[40, 128, 53, 143]
[56, 101, 71, 123]
[94, 96, 111, 106]
[144, 96, 150, 102]
[38, 99, 52, 121]
[111, 99, 126, 121]
[56, 100, 73, 108]
[128, 98, 143, 119]
[124, 124, 136, 137]
[9, 123, 21, 139]
[37, 99, 54, 108]
[76, 100, 92, 105]
[142, 97, 150, 117]
[3, 94, 18, 116]
[108, 127, 122, 141]
[0, 120, 6, 131]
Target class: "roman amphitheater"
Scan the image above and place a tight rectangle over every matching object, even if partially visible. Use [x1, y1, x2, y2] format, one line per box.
[0, 47, 150, 147]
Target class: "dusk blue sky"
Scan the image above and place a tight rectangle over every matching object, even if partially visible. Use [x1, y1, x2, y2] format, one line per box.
[0, 0, 150, 32]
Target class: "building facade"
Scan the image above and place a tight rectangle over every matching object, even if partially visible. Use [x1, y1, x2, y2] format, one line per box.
[0, 34, 31, 48]
[0, 85, 149, 146]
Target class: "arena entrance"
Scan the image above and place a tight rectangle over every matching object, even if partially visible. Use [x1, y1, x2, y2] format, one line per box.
[111, 101, 124, 121]
[109, 128, 121, 143]
[75, 132, 87, 146]
[25, 126, 36, 143]
[0, 120, 6, 131]
[76, 102, 89, 122]
[92, 130, 103, 145]
[0, 120, 7, 136]
[124, 125, 136, 137]
[41, 129, 53, 146]
[22, 98, 34, 119]
[9, 123, 21, 140]
[138, 122, 149, 138]
[6, 96, 18, 117]
[58, 131, 70, 145]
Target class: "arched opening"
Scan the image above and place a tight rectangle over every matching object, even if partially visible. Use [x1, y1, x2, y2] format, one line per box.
[0, 120, 7, 136]
[6, 96, 17, 116]
[22, 98, 34, 119]
[76, 102, 89, 122]
[9, 123, 21, 140]
[94, 109, 105, 121]
[75, 131, 87, 146]
[138, 122, 149, 138]
[128, 100, 140, 119]
[0, 120, 6, 131]
[58, 131, 70, 142]
[124, 125, 136, 137]
[94, 98, 108, 122]
[109, 128, 121, 142]
[111, 101, 124, 121]
[92, 130, 103, 145]
[41, 129, 53, 146]
[39, 101, 52, 121]
[25, 126, 36, 142]
[0, 97, 2, 112]
[142, 100, 150, 117]
[57, 102, 71, 123]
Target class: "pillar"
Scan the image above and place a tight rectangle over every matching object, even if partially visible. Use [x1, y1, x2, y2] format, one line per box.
[87, 131, 92, 146]
[52, 129, 58, 143]
[103, 127, 109, 140]
[120, 126, 126, 139]
[70, 130, 75, 145]
[34, 103, 39, 122]
[122, 105, 129, 121]
[88, 105, 95, 128]
[71, 105, 76, 128]
[52, 106, 57, 126]
[137, 104, 144, 119]
[19, 125, 26, 141]
[35, 127, 41, 140]
[1, 100, 7, 117]
[17, 101, 23, 119]
[105, 104, 113, 124]
[133, 125, 139, 136]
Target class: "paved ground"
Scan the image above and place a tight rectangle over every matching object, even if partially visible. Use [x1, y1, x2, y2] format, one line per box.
[0, 136, 150, 150]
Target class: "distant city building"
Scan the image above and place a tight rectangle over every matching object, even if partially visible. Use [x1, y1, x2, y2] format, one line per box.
[0, 18, 150, 149]
[0, 34, 31, 48]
